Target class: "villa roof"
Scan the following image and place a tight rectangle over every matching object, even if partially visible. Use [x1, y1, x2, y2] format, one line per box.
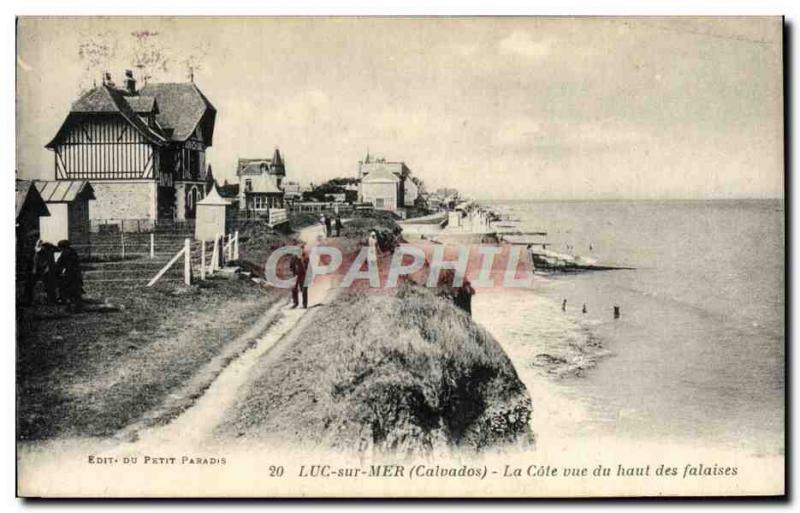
[139, 82, 216, 143]
[47, 85, 169, 148]
[238, 161, 272, 176]
[237, 149, 286, 176]
[243, 175, 283, 194]
[124, 96, 158, 113]
[362, 167, 400, 183]
[47, 79, 216, 150]
[361, 161, 408, 177]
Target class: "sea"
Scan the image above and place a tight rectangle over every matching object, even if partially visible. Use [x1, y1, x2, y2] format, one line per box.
[472, 199, 785, 458]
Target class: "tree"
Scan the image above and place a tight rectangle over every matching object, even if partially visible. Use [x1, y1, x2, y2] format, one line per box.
[410, 175, 426, 195]
[305, 177, 360, 202]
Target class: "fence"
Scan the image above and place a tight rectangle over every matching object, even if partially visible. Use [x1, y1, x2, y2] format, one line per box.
[73, 231, 192, 261]
[268, 208, 288, 227]
[145, 231, 240, 288]
[91, 218, 197, 234]
[288, 202, 356, 215]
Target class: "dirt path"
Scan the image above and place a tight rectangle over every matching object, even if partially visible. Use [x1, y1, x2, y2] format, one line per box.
[121, 222, 336, 451]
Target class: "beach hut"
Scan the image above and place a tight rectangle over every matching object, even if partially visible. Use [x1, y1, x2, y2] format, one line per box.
[35, 180, 95, 250]
[16, 180, 51, 266]
[195, 185, 231, 241]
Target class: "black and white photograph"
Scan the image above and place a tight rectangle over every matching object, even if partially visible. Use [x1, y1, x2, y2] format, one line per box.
[13, 15, 785, 498]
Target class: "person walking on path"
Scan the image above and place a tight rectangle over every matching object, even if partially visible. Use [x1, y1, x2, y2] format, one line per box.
[22, 239, 58, 306]
[324, 214, 332, 238]
[334, 214, 342, 237]
[333, 214, 342, 237]
[55, 240, 83, 313]
[289, 249, 310, 309]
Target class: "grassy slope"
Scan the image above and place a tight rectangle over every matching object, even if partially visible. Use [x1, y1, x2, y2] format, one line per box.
[217, 282, 533, 455]
[16, 278, 280, 441]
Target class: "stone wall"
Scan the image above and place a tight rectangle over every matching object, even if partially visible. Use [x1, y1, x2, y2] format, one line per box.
[89, 181, 156, 223]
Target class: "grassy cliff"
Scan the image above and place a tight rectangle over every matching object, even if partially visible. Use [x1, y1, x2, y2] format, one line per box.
[217, 282, 533, 455]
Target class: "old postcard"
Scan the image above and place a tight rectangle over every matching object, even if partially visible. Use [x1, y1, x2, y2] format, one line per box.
[15, 16, 785, 498]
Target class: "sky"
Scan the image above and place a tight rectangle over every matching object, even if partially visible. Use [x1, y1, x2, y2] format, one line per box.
[16, 17, 784, 200]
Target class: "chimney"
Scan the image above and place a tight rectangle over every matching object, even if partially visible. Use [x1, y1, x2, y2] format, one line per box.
[124, 70, 136, 94]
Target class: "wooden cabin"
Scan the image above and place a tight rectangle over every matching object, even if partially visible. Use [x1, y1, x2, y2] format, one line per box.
[35, 180, 95, 250]
[45, 70, 216, 230]
[15, 179, 50, 268]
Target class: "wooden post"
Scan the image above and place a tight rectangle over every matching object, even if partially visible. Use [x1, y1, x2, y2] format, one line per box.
[210, 236, 219, 273]
[234, 230, 240, 261]
[121, 230, 125, 260]
[227, 232, 233, 261]
[150, 233, 155, 259]
[200, 241, 206, 280]
[184, 238, 191, 286]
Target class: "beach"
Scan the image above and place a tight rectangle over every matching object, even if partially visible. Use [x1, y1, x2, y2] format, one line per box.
[473, 199, 784, 459]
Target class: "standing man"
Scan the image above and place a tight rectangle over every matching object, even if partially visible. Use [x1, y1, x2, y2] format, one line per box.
[334, 214, 343, 237]
[55, 240, 83, 313]
[454, 278, 476, 316]
[324, 214, 332, 238]
[289, 249, 310, 309]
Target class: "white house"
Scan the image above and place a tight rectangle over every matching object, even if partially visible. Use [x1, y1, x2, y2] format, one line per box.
[361, 167, 401, 211]
[237, 149, 286, 216]
[357, 152, 418, 213]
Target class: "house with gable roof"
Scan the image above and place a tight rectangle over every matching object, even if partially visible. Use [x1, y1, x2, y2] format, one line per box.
[236, 148, 287, 215]
[45, 70, 216, 228]
[357, 151, 419, 213]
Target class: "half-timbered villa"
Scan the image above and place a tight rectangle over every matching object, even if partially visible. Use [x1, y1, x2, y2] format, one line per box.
[45, 71, 216, 229]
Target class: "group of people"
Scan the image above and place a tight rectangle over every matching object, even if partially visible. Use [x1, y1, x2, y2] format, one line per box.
[21, 238, 84, 312]
[320, 213, 343, 238]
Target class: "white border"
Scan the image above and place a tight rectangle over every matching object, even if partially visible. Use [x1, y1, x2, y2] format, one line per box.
[3, 2, 796, 511]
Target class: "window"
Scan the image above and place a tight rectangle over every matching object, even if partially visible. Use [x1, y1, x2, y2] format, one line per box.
[252, 196, 268, 211]
[182, 149, 204, 180]
[375, 198, 385, 208]
[245, 179, 253, 192]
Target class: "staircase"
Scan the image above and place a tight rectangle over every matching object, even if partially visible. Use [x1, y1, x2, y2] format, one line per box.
[82, 229, 195, 288]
